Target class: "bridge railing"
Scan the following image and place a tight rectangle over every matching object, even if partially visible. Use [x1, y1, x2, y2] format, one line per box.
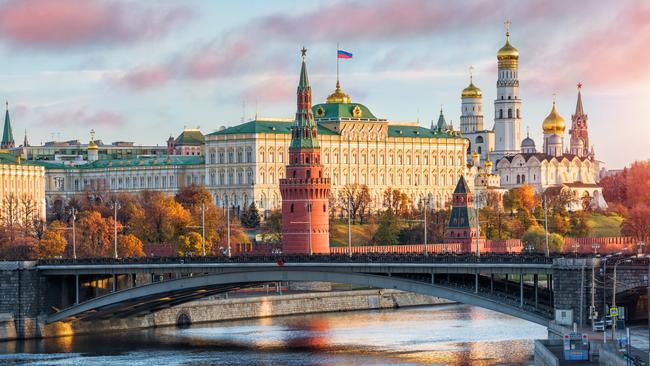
[36, 253, 557, 266]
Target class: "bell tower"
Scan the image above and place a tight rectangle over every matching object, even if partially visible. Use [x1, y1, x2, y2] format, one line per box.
[493, 20, 522, 161]
[279, 48, 331, 254]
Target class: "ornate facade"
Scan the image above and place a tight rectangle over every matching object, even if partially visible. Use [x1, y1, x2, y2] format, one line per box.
[0, 153, 45, 222]
[204, 90, 469, 213]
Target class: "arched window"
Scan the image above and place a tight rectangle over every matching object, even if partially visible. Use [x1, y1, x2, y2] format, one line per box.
[323, 204, 326, 213]
[508, 109, 512, 118]
[516, 109, 520, 119]
[475, 136, 484, 144]
[499, 109, 503, 119]
[290, 204, 294, 213]
[516, 175, 521, 184]
[522, 175, 525, 183]
[478, 146, 482, 154]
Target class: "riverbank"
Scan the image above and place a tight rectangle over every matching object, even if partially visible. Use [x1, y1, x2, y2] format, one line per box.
[0, 289, 452, 341]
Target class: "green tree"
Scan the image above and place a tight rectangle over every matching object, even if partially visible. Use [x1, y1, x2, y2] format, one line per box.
[261, 209, 282, 245]
[373, 209, 401, 245]
[240, 202, 261, 228]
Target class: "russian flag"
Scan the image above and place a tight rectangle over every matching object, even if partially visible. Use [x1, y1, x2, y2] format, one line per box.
[337, 50, 353, 59]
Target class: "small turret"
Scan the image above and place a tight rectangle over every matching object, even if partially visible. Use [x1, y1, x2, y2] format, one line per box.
[87, 129, 99, 162]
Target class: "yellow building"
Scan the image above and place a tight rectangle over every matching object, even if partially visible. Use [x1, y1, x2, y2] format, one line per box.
[0, 153, 46, 222]
[205, 84, 470, 212]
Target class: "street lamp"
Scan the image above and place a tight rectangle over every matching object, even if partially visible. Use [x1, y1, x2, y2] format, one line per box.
[612, 257, 632, 342]
[109, 201, 121, 259]
[69, 207, 77, 259]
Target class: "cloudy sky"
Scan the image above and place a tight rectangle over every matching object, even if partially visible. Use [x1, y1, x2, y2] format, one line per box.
[0, 0, 648, 168]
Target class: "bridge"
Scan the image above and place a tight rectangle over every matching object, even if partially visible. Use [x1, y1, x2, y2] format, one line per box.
[2, 254, 648, 338]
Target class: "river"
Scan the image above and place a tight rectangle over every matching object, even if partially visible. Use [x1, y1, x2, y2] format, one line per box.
[0, 304, 547, 366]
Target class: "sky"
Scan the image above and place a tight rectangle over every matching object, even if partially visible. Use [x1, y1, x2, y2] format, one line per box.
[0, 0, 648, 169]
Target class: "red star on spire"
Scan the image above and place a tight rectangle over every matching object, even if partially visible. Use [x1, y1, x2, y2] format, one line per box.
[577, 82, 583, 89]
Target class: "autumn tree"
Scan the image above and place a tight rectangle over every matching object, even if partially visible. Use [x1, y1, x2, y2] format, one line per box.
[175, 185, 212, 210]
[621, 204, 650, 239]
[131, 191, 192, 244]
[382, 188, 411, 217]
[38, 221, 68, 258]
[118, 234, 145, 257]
[76, 211, 117, 257]
[338, 184, 372, 222]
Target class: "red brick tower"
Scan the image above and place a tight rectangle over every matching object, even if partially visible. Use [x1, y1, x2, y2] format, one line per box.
[280, 48, 331, 254]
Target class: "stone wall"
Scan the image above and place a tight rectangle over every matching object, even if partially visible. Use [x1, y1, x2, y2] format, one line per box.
[4, 289, 451, 340]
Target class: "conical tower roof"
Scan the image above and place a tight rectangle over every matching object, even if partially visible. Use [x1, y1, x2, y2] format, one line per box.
[575, 88, 584, 116]
[291, 47, 319, 149]
[1, 102, 14, 148]
[453, 175, 471, 194]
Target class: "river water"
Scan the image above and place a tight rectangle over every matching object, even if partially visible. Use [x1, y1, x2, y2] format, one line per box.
[0, 304, 547, 366]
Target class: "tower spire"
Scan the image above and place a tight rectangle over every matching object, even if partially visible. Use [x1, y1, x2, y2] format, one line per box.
[575, 83, 584, 116]
[292, 47, 318, 149]
[1, 101, 15, 149]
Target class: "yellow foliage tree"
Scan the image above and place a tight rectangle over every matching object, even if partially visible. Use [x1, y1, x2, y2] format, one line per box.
[118, 234, 145, 257]
[38, 221, 68, 258]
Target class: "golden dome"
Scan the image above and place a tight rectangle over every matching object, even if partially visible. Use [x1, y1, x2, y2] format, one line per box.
[542, 101, 566, 134]
[497, 33, 519, 60]
[326, 81, 351, 104]
[462, 81, 482, 98]
[472, 151, 480, 158]
[87, 129, 98, 150]
[484, 160, 493, 167]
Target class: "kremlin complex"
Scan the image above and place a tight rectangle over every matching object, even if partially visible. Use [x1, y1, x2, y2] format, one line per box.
[0, 24, 607, 254]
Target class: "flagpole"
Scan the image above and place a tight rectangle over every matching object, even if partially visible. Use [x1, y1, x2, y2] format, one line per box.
[336, 42, 340, 86]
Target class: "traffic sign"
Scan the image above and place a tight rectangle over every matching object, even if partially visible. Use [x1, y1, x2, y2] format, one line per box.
[610, 307, 618, 317]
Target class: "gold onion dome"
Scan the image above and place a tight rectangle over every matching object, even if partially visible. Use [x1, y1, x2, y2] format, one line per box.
[462, 80, 482, 98]
[542, 101, 566, 134]
[87, 141, 98, 150]
[326, 81, 351, 104]
[472, 151, 480, 159]
[497, 32, 519, 60]
[484, 160, 493, 167]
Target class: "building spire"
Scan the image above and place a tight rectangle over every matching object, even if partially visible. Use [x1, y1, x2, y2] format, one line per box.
[575, 83, 584, 116]
[23, 128, 29, 147]
[291, 47, 318, 149]
[1, 101, 15, 149]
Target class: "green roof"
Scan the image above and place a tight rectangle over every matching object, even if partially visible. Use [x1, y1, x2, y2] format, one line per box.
[312, 102, 379, 121]
[0, 153, 18, 164]
[34, 156, 204, 170]
[208, 120, 338, 136]
[387, 125, 461, 139]
[175, 129, 204, 145]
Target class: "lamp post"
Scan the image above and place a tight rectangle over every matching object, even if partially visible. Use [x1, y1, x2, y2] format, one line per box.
[348, 197, 352, 257]
[187, 203, 206, 257]
[225, 197, 231, 258]
[69, 208, 77, 259]
[423, 198, 429, 256]
[612, 258, 632, 341]
[602, 254, 613, 343]
[109, 201, 121, 259]
[474, 192, 482, 257]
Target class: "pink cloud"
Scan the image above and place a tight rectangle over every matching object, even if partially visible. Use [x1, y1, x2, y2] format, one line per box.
[242, 76, 296, 104]
[0, 0, 192, 47]
[524, 1, 650, 94]
[119, 65, 171, 90]
[39, 108, 126, 128]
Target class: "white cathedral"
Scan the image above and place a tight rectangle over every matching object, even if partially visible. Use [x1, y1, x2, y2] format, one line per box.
[459, 23, 606, 210]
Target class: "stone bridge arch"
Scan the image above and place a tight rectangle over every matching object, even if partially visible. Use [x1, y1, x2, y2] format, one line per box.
[48, 269, 551, 326]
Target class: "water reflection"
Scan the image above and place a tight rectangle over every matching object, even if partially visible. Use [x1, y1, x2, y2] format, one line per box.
[0, 304, 546, 366]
